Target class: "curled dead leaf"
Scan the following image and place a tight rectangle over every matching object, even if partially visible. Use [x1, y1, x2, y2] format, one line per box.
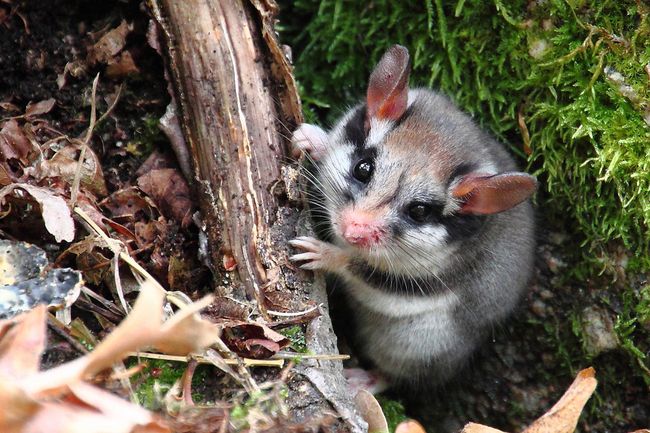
[24, 98, 56, 118]
[221, 322, 290, 359]
[0, 184, 75, 242]
[0, 305, 47, 377]
[137, 168, 193, 228]
[395, 420, 427, 433]
[460, 423, 508, 433]
[87, 20, 133, 66]
[355, 389, 388, 433]
[521, 367, 597, 433]
[36, 145, 108, 198]
[105, 50, 140, 79]
[0, 120, 32, 164]
[101, 187, 156, 220]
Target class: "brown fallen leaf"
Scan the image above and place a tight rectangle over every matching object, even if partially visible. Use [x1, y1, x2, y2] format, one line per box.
[24, 98, 56, 118]
[0, 119, 32, 164]
[460, 368, 598, 433]
[36, 144, 108, 198]
[0, 305, 47, 378]
[355, 389, 388, 433]
[521, 367, 597, 433]
[87, 20, 133, 66]
[460, 423, 508, 433]
[106, 50, 140, 79]
[102, 187, 157, 221]
[0, 183, 75, 242]
[0, 102, 21, 113]
[396, 420, 427, 433]
[65, 280, 219, 379]
[137, 168, 193, 228]
[0, 277, 221, 433]
[221, 322, 290, 359]
[135, 150, 177, 176]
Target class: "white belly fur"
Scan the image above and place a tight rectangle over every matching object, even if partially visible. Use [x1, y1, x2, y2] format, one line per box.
[342, 273, 461, 363]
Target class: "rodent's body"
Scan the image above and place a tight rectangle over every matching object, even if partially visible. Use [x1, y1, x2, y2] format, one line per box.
[290, 46, 536, 390]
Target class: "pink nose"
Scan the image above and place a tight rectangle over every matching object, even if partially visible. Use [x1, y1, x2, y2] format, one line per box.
[342, 223, 384, 247]
[340, 208, 386, 247]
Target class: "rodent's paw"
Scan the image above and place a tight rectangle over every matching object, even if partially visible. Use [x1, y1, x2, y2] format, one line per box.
[290, 124, 328, 161]
[343, 368, 389, 396]
[288, 236, 346, 271]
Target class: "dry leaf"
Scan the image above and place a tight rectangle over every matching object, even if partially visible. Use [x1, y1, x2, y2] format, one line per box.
[0, 305, 46, 377]
[137, 168, 193, 228]
[87, 20, 132, 65]
[24, 98, 56, 118]
[0, 184, 75, 242]
[36, 145, 108, 198]
[0, 278, 220, 433]
[105, 50, 140, 78]
[0, 102, 21, 113]
[355, 389, 388, 433]
[221, 322, 290, 359]
[396, 420, 427, 433]
[522, 367, 597, 433]
[0, 120, 32, 163]
[460, 423, 508, 433]
[73, 281, 219, 377]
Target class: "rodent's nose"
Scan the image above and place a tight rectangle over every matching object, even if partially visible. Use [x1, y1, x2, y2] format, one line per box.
[342, 223, 383, 247]
[339, 208, 387, 248]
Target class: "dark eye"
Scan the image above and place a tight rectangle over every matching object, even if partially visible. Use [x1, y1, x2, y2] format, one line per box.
[407, 202, 433, 223]
[353, 158, 374, 183]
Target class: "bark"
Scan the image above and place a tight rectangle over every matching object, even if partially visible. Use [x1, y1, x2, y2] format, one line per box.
[146, 0, 364, 431]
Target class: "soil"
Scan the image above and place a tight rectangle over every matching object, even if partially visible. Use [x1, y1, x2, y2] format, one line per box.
[1, 1, 648, 433]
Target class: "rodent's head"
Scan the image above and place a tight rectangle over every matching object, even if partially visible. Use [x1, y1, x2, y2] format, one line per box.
[313, 45, 536, 275]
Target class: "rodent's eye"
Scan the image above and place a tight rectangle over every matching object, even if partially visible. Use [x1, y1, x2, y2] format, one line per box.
[407, 202, 433, 223]
[352, 158, 374, 183]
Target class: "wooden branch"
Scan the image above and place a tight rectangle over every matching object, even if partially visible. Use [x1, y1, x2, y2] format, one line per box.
[148, 0, 296, 309]
[146, 0, 365, 431]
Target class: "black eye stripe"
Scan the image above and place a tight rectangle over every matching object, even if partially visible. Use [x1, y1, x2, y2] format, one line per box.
[344, 105, 367, 149]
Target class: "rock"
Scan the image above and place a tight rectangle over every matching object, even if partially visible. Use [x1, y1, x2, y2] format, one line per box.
[580, 306, 619, 356]
[531, 299, 548, 317]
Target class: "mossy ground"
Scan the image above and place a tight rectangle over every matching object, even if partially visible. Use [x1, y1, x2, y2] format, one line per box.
[279, 0, 649, 431]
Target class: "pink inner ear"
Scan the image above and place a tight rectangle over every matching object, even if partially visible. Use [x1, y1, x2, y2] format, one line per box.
[366, 45, 410, 124]
[452, 172, 537, 215]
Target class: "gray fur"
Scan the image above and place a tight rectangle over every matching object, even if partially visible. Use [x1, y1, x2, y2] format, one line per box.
[290, 87, 535, 390]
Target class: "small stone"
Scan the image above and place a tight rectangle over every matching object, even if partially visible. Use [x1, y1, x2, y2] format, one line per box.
[531, 299, 547, 317]
[540, 289, 554, 300]
[548, 231, 567, 245]
[545, 254, 566, 274]
[529, 39, 549, 59]
[581, 306, 619, 356]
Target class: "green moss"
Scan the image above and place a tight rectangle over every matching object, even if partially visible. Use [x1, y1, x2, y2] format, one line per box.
[279, 325, 308, 353]
[128, 115, 162, 156]
[129, 360, 210, 410]
[376, 396, 408, 433]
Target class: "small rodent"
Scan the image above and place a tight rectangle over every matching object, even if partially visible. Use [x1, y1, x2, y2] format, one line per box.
[290, 45, 536, 390]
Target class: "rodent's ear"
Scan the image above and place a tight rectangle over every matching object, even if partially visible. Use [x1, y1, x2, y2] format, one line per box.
[451, 172, 537, 215]
[366, 45, 410, 127]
